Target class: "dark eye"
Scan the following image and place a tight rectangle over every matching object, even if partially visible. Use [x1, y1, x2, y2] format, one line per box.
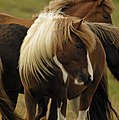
[75, 43, 83, 48]
[103, 15, 109, 19]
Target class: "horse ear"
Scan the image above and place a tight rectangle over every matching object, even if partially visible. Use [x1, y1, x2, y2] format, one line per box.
[78, 19, 83, 27]
[73, 19, 83, 30]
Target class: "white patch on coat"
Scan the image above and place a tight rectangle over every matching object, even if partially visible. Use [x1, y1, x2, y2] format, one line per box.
[69, 96, 80, 118]
[74, 78, 84, 85]
[53, 55, 68, 83]
[77, 107, 89, 120]
[57, 107, 66, 120]
[87, 52, 93, 81]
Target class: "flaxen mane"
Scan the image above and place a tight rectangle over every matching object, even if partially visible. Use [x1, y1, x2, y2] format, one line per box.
[87, 22, 119, 48]
[19, 12, 96, 88]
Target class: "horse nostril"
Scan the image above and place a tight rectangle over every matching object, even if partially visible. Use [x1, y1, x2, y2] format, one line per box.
[85, 75, 92, 85]
[88, 75, 92, 80]
[79, 73, 92, 86]
[75, 72, 92, 86]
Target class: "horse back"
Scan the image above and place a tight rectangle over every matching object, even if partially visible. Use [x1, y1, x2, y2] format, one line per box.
[0, 24, 28, 91]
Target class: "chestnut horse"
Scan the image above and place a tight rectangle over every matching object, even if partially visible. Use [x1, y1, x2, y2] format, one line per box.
[0, 13, 35, 27]
[0, 0, 113, 28]
[19, 12, 119, 120]
[0, 0, 114, 119]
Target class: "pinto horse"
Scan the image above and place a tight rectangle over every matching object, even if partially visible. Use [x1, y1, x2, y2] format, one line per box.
[19, 12, 119, 120]
[0, 0, 114, 119]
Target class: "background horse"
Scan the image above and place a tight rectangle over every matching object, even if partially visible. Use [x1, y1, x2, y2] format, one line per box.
[0, 59, 22, 120]
[0, 0, 114, 119]
[19, 12, 118, 120]
[0, 13, 35, 27]
[88, 22, 119, 81]
[0, 0, 113, 28]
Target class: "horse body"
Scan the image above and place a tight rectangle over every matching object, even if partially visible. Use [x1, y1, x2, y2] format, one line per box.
[0, 24, 28, 108]
[19, 12, 119, 120]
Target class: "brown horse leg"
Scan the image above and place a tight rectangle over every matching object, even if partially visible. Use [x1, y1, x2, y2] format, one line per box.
[77, 78, 101, 120]
[57, 99, 67, 120]
[35, 97, 49, 120]
[47, 99, 67, 120]
[24, 89, 37, 120]
[48, 99, 57, 120]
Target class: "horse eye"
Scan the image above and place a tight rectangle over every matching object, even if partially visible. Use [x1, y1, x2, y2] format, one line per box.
[75, 44, 83, 48]
[103, 15, 108, 19]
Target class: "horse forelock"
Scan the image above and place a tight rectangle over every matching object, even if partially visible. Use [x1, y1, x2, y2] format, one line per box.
[72, 21, 96, 52]
[19, 12, 96, 86]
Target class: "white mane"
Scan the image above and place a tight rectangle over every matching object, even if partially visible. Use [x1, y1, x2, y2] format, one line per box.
[19, 11, 70, 84]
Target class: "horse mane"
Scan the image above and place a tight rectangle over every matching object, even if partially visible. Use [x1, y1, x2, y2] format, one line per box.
[41, 0, 113, 13]
[87, 22, 119, 48]
[19, 12, 96, 85]
[0, 58, 3, 77]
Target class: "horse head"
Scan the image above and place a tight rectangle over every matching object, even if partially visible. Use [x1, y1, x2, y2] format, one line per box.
[43, 0, 113, 23]
[54, 18, 96, 86]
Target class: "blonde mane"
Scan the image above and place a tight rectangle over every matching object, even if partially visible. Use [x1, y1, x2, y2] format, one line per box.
[87, 22, 119, 48]
[19, 12, 96, 86]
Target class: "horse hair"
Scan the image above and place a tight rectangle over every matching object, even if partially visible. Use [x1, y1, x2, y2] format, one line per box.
[89, 76, 119, 120]
[0, 59, 22, 120]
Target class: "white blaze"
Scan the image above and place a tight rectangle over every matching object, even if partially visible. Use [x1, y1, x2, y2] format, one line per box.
[87, 52, 93, 81]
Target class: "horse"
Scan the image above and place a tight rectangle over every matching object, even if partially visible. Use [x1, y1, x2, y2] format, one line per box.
[19, 11, 119, 120]
[88, 22, 119, 81]
[0, 58, 22, 120]
[0, 0, 114, 119]
[0, 0, 113, 28]
[0, 13, 36, 27]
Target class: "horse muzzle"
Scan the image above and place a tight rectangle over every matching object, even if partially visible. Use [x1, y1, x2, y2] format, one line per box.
[74, 71, 92, 86]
